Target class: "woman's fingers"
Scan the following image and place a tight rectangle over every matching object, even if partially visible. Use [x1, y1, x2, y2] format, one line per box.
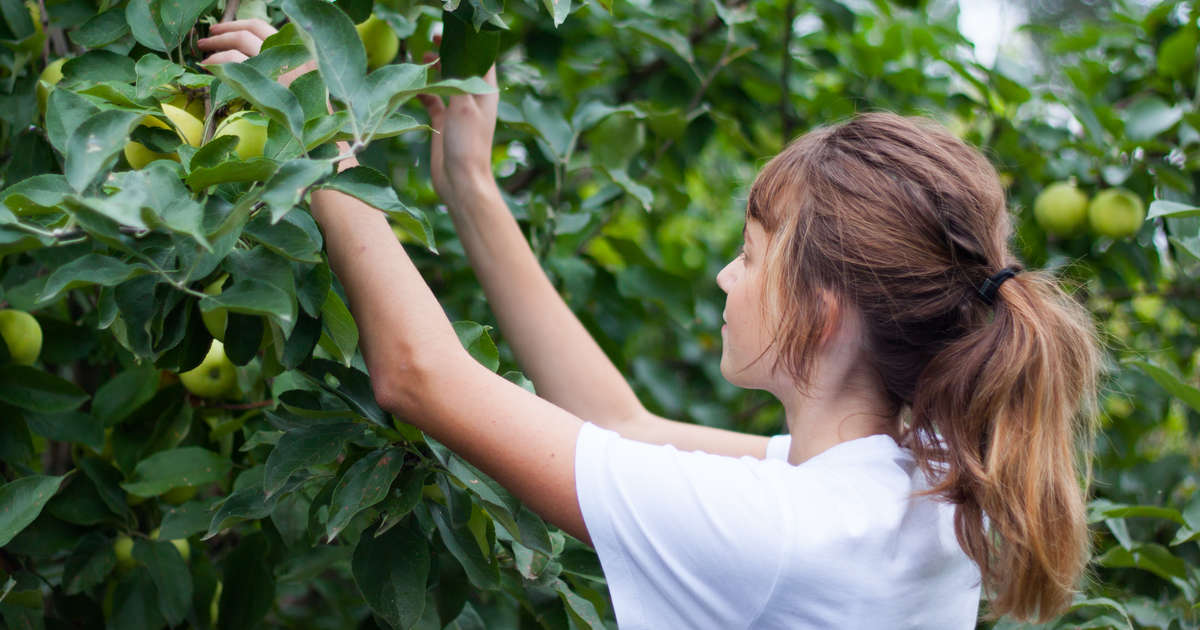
[208, 19, 278, 41]
[199, 49, 250, 66]
[197, 29, 265, 58]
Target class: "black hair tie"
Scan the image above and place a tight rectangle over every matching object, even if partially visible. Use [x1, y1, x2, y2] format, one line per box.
[977, 265, 1022, 306]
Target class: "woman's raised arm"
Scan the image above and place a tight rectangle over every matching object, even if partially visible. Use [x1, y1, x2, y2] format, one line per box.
[419, 69, 771, 458]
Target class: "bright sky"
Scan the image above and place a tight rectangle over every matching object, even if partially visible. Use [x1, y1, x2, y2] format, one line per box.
[957, 0, 1029, 67]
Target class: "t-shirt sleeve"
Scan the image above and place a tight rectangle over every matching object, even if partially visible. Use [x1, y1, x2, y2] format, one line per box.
[765, 433, 791, 461]
[574, 422, 790, 628]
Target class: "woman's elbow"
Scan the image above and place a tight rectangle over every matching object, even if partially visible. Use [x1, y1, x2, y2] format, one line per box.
[371, 354, 436, 418]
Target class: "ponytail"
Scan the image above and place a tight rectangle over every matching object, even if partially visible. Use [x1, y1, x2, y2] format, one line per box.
[745, 112, 1103, 622]
[908, 270, 1101, 621]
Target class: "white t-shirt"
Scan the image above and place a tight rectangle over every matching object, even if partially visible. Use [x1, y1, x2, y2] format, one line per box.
[574, 423, 982, 629]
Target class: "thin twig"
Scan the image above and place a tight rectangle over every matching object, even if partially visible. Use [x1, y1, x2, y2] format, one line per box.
[221, 0, 241, 23]
[779, 0, 796, 139]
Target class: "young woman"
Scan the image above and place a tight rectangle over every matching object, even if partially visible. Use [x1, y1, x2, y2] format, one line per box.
[201, 20, 1102, 627]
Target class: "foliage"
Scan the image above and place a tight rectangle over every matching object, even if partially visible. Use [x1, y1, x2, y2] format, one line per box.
[0, 0, 1196, 628]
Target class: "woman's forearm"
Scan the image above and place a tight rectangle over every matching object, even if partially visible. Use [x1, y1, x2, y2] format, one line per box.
[445, 177, 645, 428]
[308, 152, 464, 405]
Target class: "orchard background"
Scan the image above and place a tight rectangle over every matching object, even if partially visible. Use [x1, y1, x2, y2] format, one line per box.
[0, 0, 1197, 627]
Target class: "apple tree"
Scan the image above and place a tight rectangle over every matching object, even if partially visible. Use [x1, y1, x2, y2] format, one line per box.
[0, 0, 1197, 628]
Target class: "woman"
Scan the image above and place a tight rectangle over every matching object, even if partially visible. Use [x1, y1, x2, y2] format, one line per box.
[201, 20, 1102, 627]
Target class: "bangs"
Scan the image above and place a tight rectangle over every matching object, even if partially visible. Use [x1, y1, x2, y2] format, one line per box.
[745, 130, 828, 232]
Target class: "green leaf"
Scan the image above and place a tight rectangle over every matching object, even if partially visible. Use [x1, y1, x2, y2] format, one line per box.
[1097, 542, 1187, 580]
[64, 109, 143, 192]
[282, 0, 369, 125]
[1157, 26, 1197, 79]
[91, 365, 160, 427]
[124, 0, 169, 51]
[431, 503, 498, 589]
[133, 538, 192, 625]
[1147, 200, 1200, 220]
[44, 88, 100, 156]
[375, 465, 428, 537]
[541, 0, 571, 26]
[134, 54, 185, 100]
[160, 496, 218, 539]
[352, 520, 429, 629]
[245, 211, 323, 264]
[62, 532, 117, 595]
[119, 446, 232, 497]
[109, 568, 166, 630]
[1123, 95, 1183, 143]
[205, 484, 279, 538]
[318, 287, 358, 364]
[37, 255, 150, 306]
[23, 410, 104, 450]
[366, 64, 492, 125]
[77, 456, 134, 523]
[70, 6, 130, 48]
[302, 359, 388, 426]
[1, 173, 72, 217]
[263, 422, 363, 496]
[554, 578, 605, 629]
[218, 532, 275, 630]
[318, 165, 434, 249]
[326, 447, 406, 541]
[208, 62, 306, 142]
[201, 278, 296, 336]
[0, 366, 89, 412]
[520, 94, 573, 161]
[258, 158, 331, 224]
[124, 0, 213, 51]
[453, 321, 499, 372]
[185, 158, 279, 190]
[64, 51, 138, 83]
[440, 10, 500, 80]
[1130, 359, 1200, 415]
[0, 475, 66, 547]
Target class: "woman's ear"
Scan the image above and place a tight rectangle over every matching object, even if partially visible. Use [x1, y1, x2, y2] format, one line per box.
[817, 289, 842, 347]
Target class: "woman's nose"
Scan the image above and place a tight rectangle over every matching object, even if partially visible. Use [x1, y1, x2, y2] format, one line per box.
[717, 260, 736, 293]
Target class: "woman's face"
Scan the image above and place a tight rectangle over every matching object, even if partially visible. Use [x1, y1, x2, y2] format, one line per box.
[716, 219, 776, 388]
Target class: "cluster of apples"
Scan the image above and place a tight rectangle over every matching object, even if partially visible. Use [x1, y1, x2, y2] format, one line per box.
[1033, 181, 1146, 239]
[37, 59, 269, 170]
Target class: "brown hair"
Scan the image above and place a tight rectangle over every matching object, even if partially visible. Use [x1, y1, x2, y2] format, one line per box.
[746, 112, 1101, 622]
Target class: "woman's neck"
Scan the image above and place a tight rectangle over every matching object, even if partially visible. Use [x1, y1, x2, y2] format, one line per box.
[780, 394, 899, 465]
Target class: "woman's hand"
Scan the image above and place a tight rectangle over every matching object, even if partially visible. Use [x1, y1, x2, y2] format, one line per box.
[197, 19, 316, 88]
[417, 55, 500, 210]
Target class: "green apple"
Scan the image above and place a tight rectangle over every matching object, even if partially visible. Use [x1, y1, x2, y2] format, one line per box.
[213, 111, 268, 160]
[161, 484, 198, 505]
[201, 274, 229, 341]
[167, 90, 206, 120]
[0, 309, 42, 365]
[1088, 188, 1145, 239]
[357, 14, 399, 70]
[179, 340, 237, 399]
[113, 534, 135, 571]
[150, 527, 190, 563]
[37, 57, 68, 117]
[161, 101, 205, 147]
[1131, 295, 1164, 323]
[1032, 181, 1088, 236]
